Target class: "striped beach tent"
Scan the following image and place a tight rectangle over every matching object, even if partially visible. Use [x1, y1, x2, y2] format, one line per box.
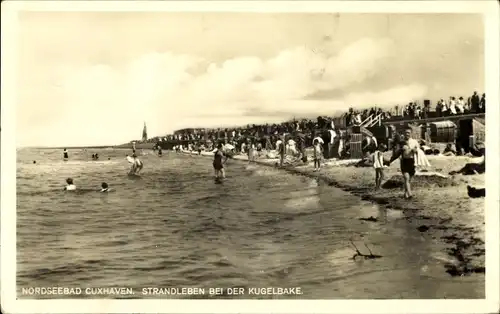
[349, 133, 364, 159]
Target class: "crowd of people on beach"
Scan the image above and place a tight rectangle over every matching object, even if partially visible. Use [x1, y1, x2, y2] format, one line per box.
[145, 91, 484, 154]
[160, 91, 486, 162]
[175, 126, 426, 199]
[166, 91, 485, 199]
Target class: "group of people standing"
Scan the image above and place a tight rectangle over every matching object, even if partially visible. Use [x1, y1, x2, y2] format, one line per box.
[435, 91, 485, 116]
[368, 127, 423, 198]
[208, 126, 422, 199]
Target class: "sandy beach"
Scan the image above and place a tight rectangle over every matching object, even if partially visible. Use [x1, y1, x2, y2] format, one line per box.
[182, 149, 485, 277]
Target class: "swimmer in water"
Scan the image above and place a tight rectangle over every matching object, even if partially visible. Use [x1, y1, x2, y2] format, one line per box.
[64, 178, 76, 191]
[100, 182, 110, 192]
[33, 160, 36, 164]
[63, 148, 69, 160]
[213, 143, 228, 179]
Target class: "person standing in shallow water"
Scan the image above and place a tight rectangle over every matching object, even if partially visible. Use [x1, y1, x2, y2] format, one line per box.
[213, 143, 227, 179]
[63, 148, 69, 161]
[387, 128, 419, 199]
[246, 138, 256, 164]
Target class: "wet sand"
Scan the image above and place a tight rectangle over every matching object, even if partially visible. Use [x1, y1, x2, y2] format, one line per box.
[182, 149, 485, 277]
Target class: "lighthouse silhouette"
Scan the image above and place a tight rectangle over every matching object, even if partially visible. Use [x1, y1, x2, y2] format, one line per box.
[142, 122, 148, 142]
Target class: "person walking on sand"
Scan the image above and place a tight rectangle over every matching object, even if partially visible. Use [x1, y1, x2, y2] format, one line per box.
[373, 143, 388, 189]
[313, 138, 323, 172]
[387, 128, 419, 199]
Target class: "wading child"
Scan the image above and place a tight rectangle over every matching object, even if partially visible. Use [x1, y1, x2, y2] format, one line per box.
[64, 178, 76, 191]
[373, 143, 388, 189]
[313, 139, 323, 172]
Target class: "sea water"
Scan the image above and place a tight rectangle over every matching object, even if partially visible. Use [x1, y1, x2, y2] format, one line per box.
[15, 148, 484, 299]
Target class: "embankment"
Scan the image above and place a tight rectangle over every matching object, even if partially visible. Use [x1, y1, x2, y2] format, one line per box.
[181, 149, 485, 277]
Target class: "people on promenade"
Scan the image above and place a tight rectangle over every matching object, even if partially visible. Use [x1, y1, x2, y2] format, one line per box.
[387, 128, 419, 199]
[480, 93, 486, 113]
[471, 91, 480, 113]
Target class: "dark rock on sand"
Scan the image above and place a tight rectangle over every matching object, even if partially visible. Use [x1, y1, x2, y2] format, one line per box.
[418, 215, 432, 220]
[442, 234, 460, 243]
[449, 160, 485, 175]
[359, 216, 378, 222]
[444, 263, 486, 277]
[417, 225, 430, 232]
[467, 185, 485, 198]
[439, 217, 453, 224]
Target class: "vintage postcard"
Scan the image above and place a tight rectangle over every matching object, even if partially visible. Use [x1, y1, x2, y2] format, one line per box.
[1, 0, 499, 313]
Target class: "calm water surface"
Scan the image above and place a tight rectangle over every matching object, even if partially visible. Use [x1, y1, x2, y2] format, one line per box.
[16, 148, 484, 299]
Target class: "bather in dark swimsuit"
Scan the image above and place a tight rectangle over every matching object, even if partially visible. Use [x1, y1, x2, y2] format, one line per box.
[213, 149, 225, 170]
[400, 157, 416, 177]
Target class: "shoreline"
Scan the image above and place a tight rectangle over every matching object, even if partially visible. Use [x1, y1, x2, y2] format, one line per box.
[180, 149, 485, 277]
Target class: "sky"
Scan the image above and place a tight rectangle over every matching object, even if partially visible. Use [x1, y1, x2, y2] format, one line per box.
[16, 12, 484, 147]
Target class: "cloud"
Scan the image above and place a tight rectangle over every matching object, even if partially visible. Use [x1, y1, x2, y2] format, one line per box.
[18, 37, 430, 146]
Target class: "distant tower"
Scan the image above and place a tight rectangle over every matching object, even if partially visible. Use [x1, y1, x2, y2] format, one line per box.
[142, 122, 148, 142]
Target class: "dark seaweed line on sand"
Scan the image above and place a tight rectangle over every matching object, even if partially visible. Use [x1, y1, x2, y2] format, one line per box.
[181, 152, 485, 276]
